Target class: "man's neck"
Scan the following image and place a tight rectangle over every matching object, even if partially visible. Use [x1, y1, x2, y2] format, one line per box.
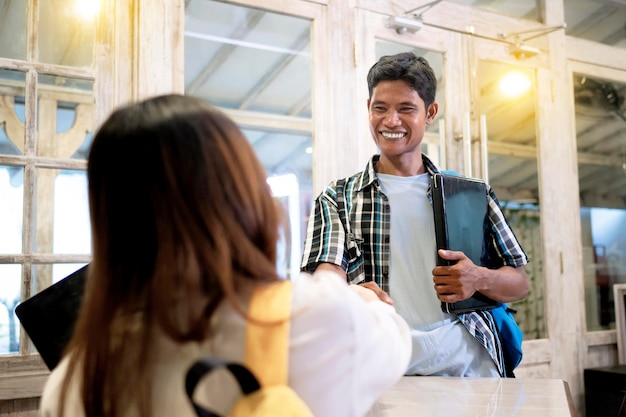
[376, 154, 425, 177]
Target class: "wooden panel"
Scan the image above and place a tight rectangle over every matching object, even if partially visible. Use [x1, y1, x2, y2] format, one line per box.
[587, 344, 618, 369]
[0, 373, 47, 401]
[515, 363, 551, 378]
[135, 0, 185, 99]
[536, 31, 587, 415]
[586, 329, 617, 347]
[225, 0, 325, 16]
[567, 36, 626, 71]
[0, 398, 39, 417]
[520, 338, 552, 364]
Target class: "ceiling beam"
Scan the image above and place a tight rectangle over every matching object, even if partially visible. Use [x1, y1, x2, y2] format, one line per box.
[220, 107, 312, 133]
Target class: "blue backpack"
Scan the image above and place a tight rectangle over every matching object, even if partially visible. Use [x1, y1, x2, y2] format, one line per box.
[492, 303, 524, 376]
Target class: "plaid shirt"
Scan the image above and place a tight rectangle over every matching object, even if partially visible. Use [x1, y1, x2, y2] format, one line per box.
[301, 154, 529, 376]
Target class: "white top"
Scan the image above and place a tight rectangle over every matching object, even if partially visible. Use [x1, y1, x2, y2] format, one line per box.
[378, 173, 497, 377]
[40, 270, 412, 417]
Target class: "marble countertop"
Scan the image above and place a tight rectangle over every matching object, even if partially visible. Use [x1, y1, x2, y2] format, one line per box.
[366, 376, 576, 417]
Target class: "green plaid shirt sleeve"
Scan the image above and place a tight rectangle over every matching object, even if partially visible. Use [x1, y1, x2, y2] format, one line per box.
[300, 181, 349, 273]
[487, 189, 529, 267]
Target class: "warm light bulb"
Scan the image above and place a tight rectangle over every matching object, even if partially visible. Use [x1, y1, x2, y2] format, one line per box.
[74, 0, 101, 19]
[498, 71, 531, 97]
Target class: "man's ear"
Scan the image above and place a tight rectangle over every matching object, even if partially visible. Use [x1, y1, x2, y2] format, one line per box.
[426, 102, 439, 124]
[367, 98, 371, 111]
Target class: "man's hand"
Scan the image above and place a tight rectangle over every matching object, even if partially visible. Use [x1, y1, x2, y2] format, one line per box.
[431, 249, 480, 303]
[348, 284, 380, 303]
[359, 281, 394, 305]
[315, 263, 394, 305]
[432, 249, 530, 303]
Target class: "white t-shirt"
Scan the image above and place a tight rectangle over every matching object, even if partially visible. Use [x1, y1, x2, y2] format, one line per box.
[39, 270, 412, 417]
[378, 172, 498, 377]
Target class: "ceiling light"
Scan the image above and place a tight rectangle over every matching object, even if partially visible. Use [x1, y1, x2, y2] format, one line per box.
[386, 15, 423, 34]
[74, 0, 100, 19]
[499, 71, 531, 97]
[385, 0, 442, 35]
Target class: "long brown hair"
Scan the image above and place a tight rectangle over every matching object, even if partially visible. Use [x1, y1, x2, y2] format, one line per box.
[60, 94, 282, 417]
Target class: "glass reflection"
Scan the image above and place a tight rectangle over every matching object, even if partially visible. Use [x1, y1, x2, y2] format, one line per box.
[564, 0, 626, 49]
[0, 264, 21, 354]
[0, 165, 23, 254]
[575, 74, 626, 331]
[242, 128, 312, 280]
[36, 75, 94, 159]
[0, 69, 27, 155]
[185, 0, 311, 117]
[38, 0, 96, 67]
[184, 0, 313, 279]
[0, 0, 27, 59]
[477, 60, 544, 339]
[35, 168, 90, 256]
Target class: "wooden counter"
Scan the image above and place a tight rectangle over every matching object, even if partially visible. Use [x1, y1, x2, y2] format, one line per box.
[366, 376, 577, 417]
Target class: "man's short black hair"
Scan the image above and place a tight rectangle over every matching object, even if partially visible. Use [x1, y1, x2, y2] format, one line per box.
[367, 52, 437, 107]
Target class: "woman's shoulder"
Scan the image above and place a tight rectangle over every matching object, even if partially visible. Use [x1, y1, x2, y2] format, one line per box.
[40, 356, 84, 417]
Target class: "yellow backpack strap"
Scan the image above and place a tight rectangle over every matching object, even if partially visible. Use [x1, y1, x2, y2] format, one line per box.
[244, 280, 291, 387]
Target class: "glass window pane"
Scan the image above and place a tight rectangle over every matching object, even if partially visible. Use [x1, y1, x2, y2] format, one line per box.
[184, 0, 311, 117]
[0, 0, 27, 60]
[243, 128, 312, 279]
[37, 75, 94, 159]
[38, 0, 96, 67]
[185, 0, 314, 279]
[478, 60, 545, 339]
[502, 203, 544, 339]
[0, 165, 23, 254]
[0, 264, 21, 354]
[575, 74, 626, 331]
[448, 0, 540, 22]
[564, 0, 626, 49]
[0, 69, 27, 156]
[35, 168, 90, 255]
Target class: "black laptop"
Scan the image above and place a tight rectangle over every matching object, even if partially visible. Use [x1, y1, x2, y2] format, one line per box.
[15, 264, 88, 370]
[430, 173, 498, 314]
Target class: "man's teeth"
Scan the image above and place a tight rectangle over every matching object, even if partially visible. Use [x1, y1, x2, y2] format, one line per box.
[382, 132, 405, 139]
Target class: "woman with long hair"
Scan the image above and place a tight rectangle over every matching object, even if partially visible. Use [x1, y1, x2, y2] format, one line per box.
[40, 94, 411, 417]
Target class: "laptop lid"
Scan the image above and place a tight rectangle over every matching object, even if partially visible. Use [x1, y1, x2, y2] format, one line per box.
[15, 265, 88, 370]
[431, 173, 497, 313]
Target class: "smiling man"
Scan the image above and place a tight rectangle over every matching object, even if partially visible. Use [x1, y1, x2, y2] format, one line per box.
[300, 52, 530, 378]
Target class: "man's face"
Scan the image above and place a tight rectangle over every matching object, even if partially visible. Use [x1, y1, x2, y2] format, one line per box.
[367, 80, 437, 159]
